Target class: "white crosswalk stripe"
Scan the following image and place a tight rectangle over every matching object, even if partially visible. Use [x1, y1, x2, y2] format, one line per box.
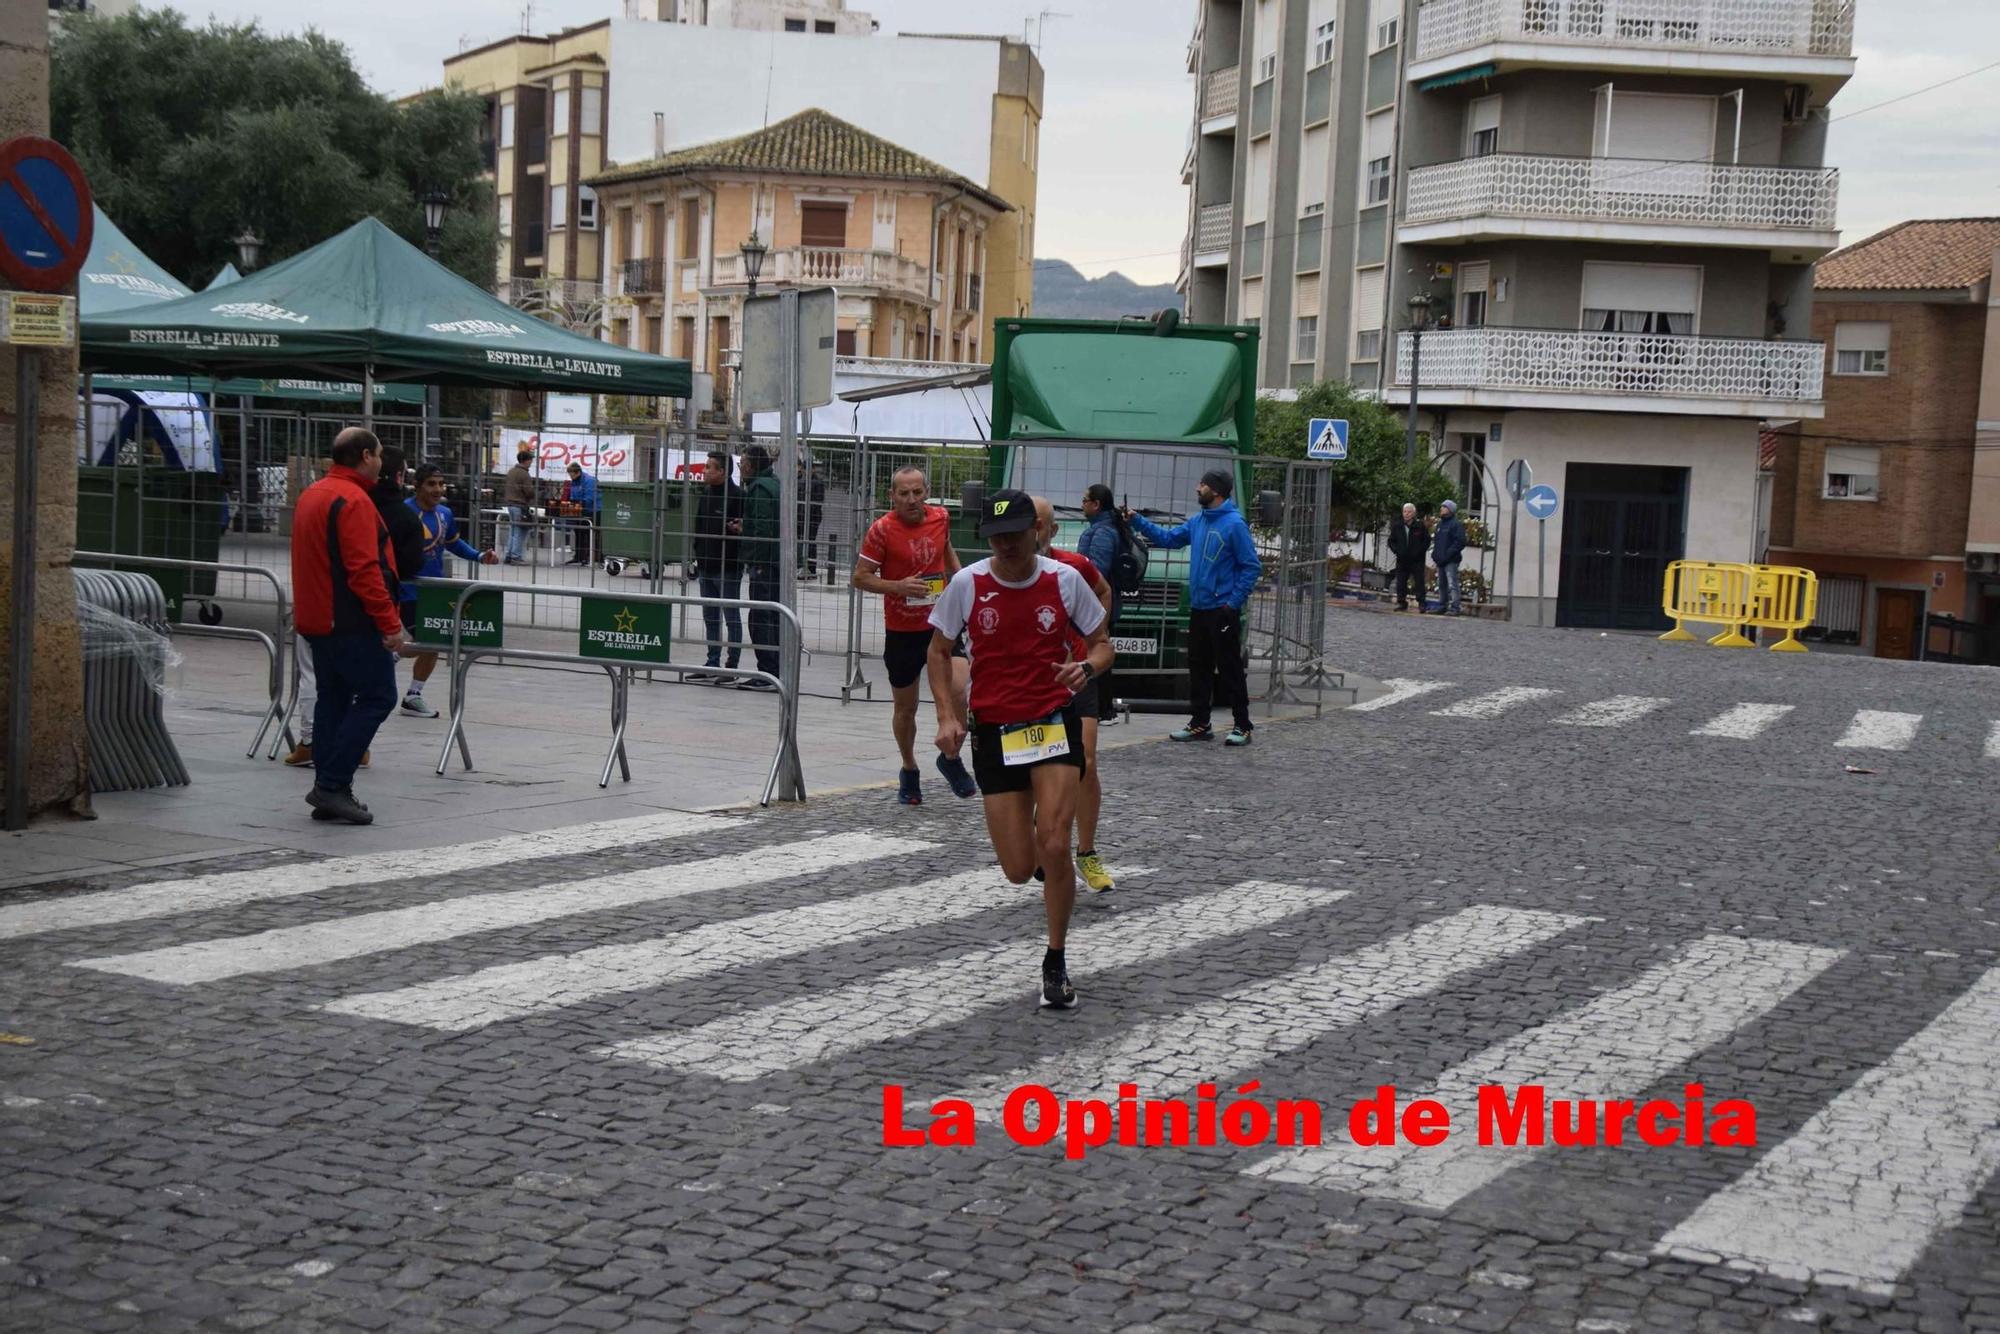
[1348, 679, 1455, 713]
[1986, 720, 2000, 760]
[1249, 935, 1844, 1208]
[0, 811, 737, 943]
[70, 833, 927, 985]
[953, 906, 1590, 1117]
[1691, 703, 1796, 740]
[1834, 710, 1922, 751]
[1554, 696, 1672, 728]
[1655, 968, 2000, 1290]
[322, 861, 1041, 1031]
[1431, 687, 1560, 720]
[603, 879, 1338, 1081]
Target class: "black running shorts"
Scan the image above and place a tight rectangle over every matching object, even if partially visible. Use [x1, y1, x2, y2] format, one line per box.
[969, 703, 1086, 796]
[882, 629, 932, 689]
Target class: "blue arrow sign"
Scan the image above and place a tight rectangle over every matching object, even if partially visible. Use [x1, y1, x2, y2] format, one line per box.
[1524, 484, 1559, 520]
[1307, 418, 1349, 460]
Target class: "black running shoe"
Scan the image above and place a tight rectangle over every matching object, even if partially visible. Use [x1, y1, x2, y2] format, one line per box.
[1040, 954, 1077, 1010]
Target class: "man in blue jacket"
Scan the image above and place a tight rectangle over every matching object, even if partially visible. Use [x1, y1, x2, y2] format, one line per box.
[400, 464, 498, 717]
[1125, 468, 1262, 746]
[1431, 499, 1467, 616]
[563, 462, 601, 567]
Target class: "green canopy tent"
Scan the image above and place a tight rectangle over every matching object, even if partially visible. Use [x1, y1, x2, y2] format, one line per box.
[204, 262, 241, 290]
[79, 205, 421, 406]
[83, 216, 693, 413]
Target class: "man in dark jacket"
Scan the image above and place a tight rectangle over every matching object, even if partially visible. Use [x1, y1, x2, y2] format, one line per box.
[689, 449, 745, 682]
[501, 447, 537, 564]
[1390, 502, 1429, 613]
[292, 427, 405, 824]
[1432, 499, 1468, 615]
[738, 445, 783, 691]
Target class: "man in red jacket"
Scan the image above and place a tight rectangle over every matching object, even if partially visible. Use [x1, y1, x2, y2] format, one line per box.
[291, 427, 407, 824]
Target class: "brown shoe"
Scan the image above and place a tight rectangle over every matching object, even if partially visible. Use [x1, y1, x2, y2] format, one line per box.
[360, 750, 371, 768]
[283, 743, 313, 767]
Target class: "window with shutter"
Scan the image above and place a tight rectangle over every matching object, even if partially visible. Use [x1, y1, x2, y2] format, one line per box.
[1823, 445, 1879, 500]
[1353, 268, 1385, 361]
[1466, 97, 1501, 157]
[1579, 262, 1700, 335]
[1833, 321, 1890, 376]
[801, 202, 848, 248]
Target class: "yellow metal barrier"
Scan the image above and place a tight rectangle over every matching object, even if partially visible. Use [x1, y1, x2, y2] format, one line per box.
[1744, 564, 1818, 653]
[1660, 560, 1818, 652]
[1660, 561, 1752, 647]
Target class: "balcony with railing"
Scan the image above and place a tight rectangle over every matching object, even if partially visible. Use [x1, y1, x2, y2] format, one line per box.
[708, 246, 933, 302]
[619, 257, 666, 297]
[1389, 326, 1825, 416]
[1193, 203, 1233, 265]
[1411, 0, 1857, 86]
[1401, 153, 1840, 250]
[1201, 67, 1240, 125]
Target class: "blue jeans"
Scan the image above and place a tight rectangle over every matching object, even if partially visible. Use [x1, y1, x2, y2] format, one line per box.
[504, 505, 528, 560]
[1437, 563, 1462, 614]
[746, 565, 781, 678]
[306, 631, 397, 791]
[699, 568, 744, 667]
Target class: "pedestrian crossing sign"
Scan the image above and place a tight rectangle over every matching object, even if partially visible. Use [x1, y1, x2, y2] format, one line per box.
[1307, 418, 1349, 460]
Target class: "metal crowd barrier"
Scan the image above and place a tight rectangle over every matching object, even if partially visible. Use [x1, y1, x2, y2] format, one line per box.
[1660, 560, 1819, 652]
[72, 569, 189, 792]
[72, 551, 298, 755]
[429, 579, 806, 804]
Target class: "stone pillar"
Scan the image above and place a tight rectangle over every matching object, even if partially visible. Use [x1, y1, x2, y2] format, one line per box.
[0, 2, 91, 819]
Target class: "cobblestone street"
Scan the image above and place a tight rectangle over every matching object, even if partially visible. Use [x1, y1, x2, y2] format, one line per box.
[2, 613, 1996, 1332]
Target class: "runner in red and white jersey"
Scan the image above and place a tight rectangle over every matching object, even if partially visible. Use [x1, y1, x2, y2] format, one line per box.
[928, 489, 1111, 1011]
[1031, 496, 1118, 895]
[851, 465, 971, 805]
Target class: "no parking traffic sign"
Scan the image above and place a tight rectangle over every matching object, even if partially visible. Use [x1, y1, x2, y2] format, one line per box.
[0, 137, 94, 293]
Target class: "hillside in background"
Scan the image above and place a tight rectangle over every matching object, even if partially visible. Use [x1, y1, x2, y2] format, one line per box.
[1031, 259, 1183, 320]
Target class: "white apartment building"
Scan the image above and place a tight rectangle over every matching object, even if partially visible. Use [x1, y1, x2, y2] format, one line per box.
[1179, 0, 1856, 628]
[631, 0, 879, 36]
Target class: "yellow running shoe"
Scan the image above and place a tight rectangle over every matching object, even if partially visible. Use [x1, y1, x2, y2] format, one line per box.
[1077, 853, 1115, 894]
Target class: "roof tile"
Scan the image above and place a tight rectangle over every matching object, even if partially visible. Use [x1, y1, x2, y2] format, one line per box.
[587, 108, 1008, 210]
[1814, 217, 2000, 292]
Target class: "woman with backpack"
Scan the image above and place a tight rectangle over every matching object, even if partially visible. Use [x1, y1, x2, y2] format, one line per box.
[1077, 484, 1136, 722]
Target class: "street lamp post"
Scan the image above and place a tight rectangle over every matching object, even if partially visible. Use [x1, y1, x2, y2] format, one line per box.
[740, 232, 769, 299]
[232, 228, 262, 273]
[1404, 291, 1435, 464]
[420, 188, 449, 463]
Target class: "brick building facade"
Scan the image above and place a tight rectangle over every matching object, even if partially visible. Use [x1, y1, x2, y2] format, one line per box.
[1767, 219, 2000, 659]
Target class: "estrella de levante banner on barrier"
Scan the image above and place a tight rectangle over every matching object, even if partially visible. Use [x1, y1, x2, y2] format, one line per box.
[413, 582, 503, 650]
[577, 597, 672, 665]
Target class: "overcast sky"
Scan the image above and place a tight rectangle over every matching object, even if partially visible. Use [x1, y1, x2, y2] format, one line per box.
[169, 0, 2000, 287]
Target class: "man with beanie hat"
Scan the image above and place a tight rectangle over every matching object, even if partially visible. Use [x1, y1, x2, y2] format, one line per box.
[1432, 499, 1468, 616]
[1124, 468, 1262, 745]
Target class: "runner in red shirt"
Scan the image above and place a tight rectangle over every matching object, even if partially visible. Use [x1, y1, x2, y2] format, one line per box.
[851, 465, 972, 805]
[1032, 496, 1118, 896]
[928, 489, 1112, 1011]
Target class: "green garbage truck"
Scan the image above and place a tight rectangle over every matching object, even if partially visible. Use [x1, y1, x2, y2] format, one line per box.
[982, 314, 1260, 706]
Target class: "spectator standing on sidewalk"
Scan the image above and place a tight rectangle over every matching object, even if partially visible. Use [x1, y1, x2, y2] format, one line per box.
[1432, 499, 1468, 616]
[1390, 502, 1430, 613]
[737, 445, 783, 693]
[797, 453, 827, 579]
[1075, 482, 1133, 723]
[290, 427, 406, 825]
[690, 449, 746, 684]
[399, 464, 498, 717]
[563, 462, 601, 567]
[1125, 469, 1261, 747]
[501, 447, 537, 564]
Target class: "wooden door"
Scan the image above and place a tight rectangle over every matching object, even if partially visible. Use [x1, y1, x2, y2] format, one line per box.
[1874, 588, 1923, 660]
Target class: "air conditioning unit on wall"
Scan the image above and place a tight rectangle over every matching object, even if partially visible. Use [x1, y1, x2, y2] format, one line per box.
[1967, 553, 1998, 575]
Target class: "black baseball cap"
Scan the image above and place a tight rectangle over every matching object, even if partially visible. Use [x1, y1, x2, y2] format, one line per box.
[978, 488, 1037, 537]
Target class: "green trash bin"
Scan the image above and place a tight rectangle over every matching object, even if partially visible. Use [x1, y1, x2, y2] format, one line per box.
[598, 480, 694, 579]
[75, 466, 227, 615]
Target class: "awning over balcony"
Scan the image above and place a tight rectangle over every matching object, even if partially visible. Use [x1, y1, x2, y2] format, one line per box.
[1417, 62, 1498, 91]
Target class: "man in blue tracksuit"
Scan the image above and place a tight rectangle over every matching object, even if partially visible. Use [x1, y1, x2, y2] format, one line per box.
[1125, 467, 1262, 746]
[399, 464, 498, 717]
[564, 462, 601, 566]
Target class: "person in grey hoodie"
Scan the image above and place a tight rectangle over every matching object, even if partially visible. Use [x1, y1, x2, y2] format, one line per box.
[1125, 468, 1262, 746]
[1431, 499, 1468, 615]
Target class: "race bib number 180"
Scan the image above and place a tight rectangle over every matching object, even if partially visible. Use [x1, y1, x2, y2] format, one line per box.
[1000, 712, 1070, 767]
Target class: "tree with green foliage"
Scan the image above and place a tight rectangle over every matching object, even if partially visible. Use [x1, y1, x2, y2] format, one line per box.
[51, 10, 496, 290]
[1254, 379, 1456, 529]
